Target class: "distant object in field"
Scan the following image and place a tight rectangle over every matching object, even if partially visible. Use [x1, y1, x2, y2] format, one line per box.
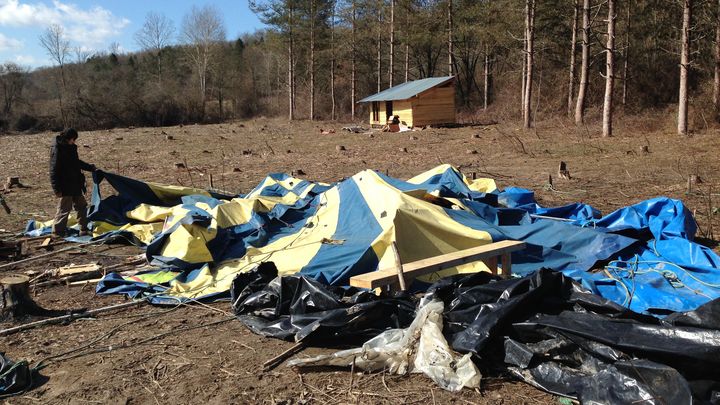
[359, 76, 456, 128]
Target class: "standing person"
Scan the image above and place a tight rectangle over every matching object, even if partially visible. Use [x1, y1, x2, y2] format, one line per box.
[49, 128, 96, 237]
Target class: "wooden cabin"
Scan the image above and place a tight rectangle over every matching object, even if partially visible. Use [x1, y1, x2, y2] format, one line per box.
[358, 76, 456, 128]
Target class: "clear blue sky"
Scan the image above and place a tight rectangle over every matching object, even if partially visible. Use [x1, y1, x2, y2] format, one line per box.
[0, 0, 266, 69]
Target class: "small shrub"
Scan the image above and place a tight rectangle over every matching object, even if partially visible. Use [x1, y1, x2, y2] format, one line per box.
[14, 114, 38, 132]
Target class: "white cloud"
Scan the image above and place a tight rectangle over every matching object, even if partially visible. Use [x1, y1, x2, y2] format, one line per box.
[0, 32, 23, 51]
[13, 54, 38, 65]
[0, 0, 130, 48]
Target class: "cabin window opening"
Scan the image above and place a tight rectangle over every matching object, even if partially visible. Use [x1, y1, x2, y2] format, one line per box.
[372, 102, 380, 122]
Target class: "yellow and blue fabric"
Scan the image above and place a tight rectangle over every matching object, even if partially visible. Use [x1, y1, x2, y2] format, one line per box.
[55, 165, 719, 316]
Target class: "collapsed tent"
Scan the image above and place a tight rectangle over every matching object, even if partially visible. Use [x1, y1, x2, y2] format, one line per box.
[25, 164, 720, 313]
[19, 165, 720, 402]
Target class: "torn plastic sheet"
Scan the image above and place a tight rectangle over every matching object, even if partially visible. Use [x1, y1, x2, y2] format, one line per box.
[231, 267, 416, 344]
[288, 300, 481, 392]
[229, 266, 720, 401]
[0, 353, 33, 398]
[428, 268, 720, 403]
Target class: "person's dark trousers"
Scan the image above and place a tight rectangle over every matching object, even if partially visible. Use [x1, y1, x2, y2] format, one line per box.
[52, 195, 89, 236]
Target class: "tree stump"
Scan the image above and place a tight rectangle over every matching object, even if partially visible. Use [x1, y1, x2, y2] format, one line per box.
[1, 274, 31, 319]
[1, 273, 66, 320]
[4, 177, 20, 189]
[558, 161, 571, 180]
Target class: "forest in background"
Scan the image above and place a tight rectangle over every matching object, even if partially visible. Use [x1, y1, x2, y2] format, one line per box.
[0, 0, 718, 135]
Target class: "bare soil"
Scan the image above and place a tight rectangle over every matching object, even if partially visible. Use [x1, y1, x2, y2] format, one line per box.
[2, 117, 719, 404]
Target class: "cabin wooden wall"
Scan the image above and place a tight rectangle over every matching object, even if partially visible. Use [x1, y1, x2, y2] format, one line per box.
[411, 87, 455, 127]
[369, 100, 414, 127]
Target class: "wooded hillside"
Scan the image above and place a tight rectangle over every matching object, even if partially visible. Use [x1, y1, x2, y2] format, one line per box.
[1, 1, 719, 135]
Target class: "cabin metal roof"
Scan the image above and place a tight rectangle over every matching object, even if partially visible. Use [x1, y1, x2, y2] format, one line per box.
[358, 76, 454, 103]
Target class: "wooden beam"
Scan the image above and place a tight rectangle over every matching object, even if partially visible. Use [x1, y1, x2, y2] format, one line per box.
[500, 253, 512, 277]
[350, 240, 526, 289]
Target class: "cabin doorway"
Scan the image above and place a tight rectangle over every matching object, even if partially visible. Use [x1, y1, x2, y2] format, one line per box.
[372, 102, 380, 121]
[385, 101, 393, 120]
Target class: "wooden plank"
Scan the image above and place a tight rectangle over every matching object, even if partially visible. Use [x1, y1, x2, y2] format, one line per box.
[350, 240, 526, 289]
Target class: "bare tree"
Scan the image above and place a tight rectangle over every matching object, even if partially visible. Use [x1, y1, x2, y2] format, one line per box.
[575, 0, 590, 125]
[678, 0, 691, 135]
[484, 44, 490, 110]
[351, 0, 356, 119]
[622, 0, 631, 106]
[602, 0, 616, 137]
[389, 0, 395, 87]
[180, 5, 226, 118]
[568, 0, 579, 118]
[376, 0, 383, 93]
[309, 0, 316, 120]
[523, 0, 535, 129]
[448, 0, 454, 75]
[714, 0, 720, 121]
[108, 42, 121, 55]
[330, 0, 337, 120]
[0, 63, 27, 117]
[289, 3, 296, 120]
[73, 47, 92, 64]
[39, 24, 70, 126]
[135, 11, 175, 84]
[404, 8, 410, 83]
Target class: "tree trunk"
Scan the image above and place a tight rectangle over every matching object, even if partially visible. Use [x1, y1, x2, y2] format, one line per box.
[523, 0, 535, 129]
[309, 0, 316, 121]
[622, 0, 631, 106]
[377, 31, 382, 92]
[448, 0, 454, 76]
[377, 1, 382, 93]
[714, 0, 720, 121]
[602, 0, 616, 137]
[288, 4, 295, 121]
[330, 1, 336, 120]
[351, 0, 356, 120]
[521, 49, 526, 118]
[484, 44, 490, 110]
[678, 0, 691, 135]
[568, 0, 579, 118]
[575, 0, 591, 125]
[389, 0, 395, 87]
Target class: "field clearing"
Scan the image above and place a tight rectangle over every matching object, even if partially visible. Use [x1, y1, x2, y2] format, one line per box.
[1, 117, 719, 404]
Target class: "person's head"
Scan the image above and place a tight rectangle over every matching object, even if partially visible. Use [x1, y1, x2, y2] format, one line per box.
[61, 128, 78, 144]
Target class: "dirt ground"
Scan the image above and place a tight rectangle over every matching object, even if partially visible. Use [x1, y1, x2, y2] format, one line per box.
[2, 116, 720, 404]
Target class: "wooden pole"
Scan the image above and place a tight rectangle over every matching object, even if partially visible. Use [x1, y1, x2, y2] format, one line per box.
[0, 300, 145, 336]
[0, 240, 100, 271]
[391, 241, 407, 291]
[263, 341, 306, 371]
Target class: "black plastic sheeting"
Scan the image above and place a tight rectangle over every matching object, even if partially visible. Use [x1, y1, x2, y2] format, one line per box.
[426, 269, 720, 403]
[0, 353, 33, 398]
[230, 262, 416, 344]
[231, 266, 720, 403]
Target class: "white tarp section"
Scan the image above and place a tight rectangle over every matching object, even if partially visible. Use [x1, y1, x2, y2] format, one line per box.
[287, 300, 481, 392]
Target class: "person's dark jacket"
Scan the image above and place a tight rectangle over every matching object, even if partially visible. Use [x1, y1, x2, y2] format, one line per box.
[49, 136, 95, 196]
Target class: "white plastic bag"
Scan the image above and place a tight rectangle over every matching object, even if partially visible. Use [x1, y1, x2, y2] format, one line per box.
[287, 300, 481, 392]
